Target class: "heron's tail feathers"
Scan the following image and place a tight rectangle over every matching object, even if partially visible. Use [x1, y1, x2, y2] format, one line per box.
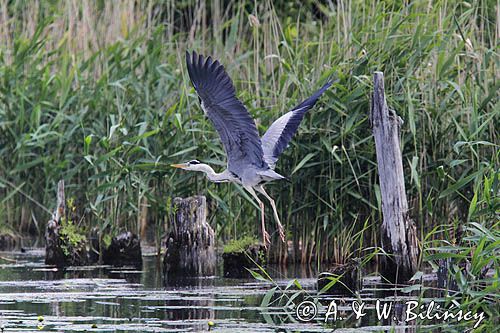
[257, 169, 286, 182]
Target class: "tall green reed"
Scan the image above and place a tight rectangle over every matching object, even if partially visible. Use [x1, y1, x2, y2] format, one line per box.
[0, 0, 497, 263]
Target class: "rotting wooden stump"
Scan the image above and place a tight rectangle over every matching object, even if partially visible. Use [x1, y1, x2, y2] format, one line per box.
[88, 227, 101, 264]
[436, 258, 459, 294]
[102, 231, 142, 267]
[0, 233, 18, 251]
[222, 241, 267, 278]
[45, 220, 67, 266]
[371, 72, 419, 283]
[318, 259, 361, 294]
[45, 180, 88, 267]
[163, 196, 216, 284]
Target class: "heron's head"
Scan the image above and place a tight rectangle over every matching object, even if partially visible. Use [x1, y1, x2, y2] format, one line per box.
[170, 159, 207, 171]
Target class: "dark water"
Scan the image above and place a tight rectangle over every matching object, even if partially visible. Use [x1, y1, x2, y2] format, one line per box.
[0, 247, 471, 332]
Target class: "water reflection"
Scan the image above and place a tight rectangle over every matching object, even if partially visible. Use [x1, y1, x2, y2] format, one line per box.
[0, 247, 455, 332]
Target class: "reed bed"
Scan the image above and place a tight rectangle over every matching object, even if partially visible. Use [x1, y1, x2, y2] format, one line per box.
[0, 0, 498, 264]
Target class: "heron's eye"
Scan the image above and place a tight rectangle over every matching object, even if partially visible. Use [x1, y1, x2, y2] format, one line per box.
[189, 160, 200, 165]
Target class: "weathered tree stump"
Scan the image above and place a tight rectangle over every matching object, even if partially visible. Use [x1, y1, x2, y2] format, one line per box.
[163, 196, 216, 284]
[318, 259, 361, 294]
[45, 221, 67, 266]
[0, 233, 18, 250]
[102, 231, 142, 266]
[436, 258, 459, 293]
[45, 180, 87, 267]
[222, 239, 266, 278]
[370, 72, 419, 283]
[88, 227, 101, 264]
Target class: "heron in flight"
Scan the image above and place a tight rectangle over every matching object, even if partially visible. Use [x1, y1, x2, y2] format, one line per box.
[172, 51, 331, 247]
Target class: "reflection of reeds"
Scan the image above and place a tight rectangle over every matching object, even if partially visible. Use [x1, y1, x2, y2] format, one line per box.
[0, 1, 498, 265]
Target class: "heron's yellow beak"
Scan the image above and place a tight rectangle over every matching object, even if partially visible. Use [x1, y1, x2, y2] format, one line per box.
[170, 163, 188, 169]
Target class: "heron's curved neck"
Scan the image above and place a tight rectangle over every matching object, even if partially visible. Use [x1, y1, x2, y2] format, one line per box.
[198, 164, 231, 182]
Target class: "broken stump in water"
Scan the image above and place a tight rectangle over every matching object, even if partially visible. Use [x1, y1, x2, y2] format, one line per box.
[45, 180, 88, 267]
[436, 258, 459, 294]
[102, 231, 142, 266]
[318, 259, 361, 294]
[370, 72, 419, 283]
[88, 227, 101, 264]
[163, 196, 216, 284]
[0, 233, 18, 250]
[222, 237, 267, 278]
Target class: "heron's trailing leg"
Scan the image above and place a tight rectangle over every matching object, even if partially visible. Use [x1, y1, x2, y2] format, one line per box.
[244, 186, 270, 247]
[258, 201, 270, 247]
[256, 185, 285, 242]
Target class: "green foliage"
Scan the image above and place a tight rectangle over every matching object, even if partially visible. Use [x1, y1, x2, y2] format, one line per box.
[0, 0, 497, 263]
[425, 222, 499, 330]
[59, 217, 86, 256]
[0, 223, 16, 238]
[102, 233, 112, 249]
[223, 236, 259, 254]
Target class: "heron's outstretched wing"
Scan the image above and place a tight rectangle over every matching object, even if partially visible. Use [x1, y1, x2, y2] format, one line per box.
[186, 51, 266, 173]
[261, 81, 332, 168]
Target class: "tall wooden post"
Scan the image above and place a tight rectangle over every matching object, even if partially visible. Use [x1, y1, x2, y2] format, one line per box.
[371, 72, 419, 283]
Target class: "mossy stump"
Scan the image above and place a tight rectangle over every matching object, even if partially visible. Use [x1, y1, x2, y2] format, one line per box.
[164, 196, 216, 284]
[45, 180, 88, 267]
[222, 237, 267, 278]
[102, 231, 142, 267]
[318, 259, 361, 294]
[45, 220, 88, 266]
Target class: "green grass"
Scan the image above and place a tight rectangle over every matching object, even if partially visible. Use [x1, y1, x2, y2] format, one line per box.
[223, 236, 260, 254]
[0, 222, 16, 237]
[0, 0, 497, 265]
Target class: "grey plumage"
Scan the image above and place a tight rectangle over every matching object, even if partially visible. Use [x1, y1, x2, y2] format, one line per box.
[179, 51, 331, 246]
[186, 51, 266, 175]
[262, 81, 332, 168]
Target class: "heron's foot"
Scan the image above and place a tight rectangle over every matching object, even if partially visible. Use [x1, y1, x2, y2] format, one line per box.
[262, 230, 271, 249]
[278, 224, 286, 243]
[275, 218, 285, 242]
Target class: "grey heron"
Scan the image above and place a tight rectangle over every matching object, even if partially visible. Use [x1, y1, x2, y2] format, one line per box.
[172, 51, 331, 247]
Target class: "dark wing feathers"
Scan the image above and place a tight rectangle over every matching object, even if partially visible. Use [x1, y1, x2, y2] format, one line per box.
[186, 51, 266, 173]
[261, 81, 332, 168]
